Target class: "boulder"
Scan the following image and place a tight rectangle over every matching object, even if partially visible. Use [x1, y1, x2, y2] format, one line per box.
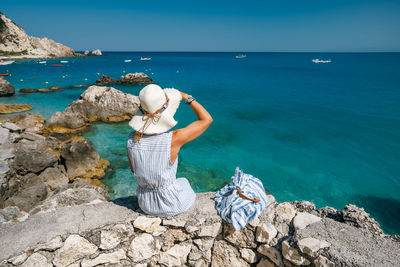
[95, 74, 116, 85]
[211, 240, 249, 267]
[0, 77, 15, 96]
[159, 243, 192, 266]
[297, 237, 330, 258]
[20, 252, 52, 267]
[313, 255, 335, 267]
[10, 113, 44, 134]
[223, 223, 256, 248]
[293, 212, 321, 230]
[99, 223, 134, 250]
[341, 204, 383, 235]
[39, 167, 69, 192]
[34, 236, 63, 252]
[53, 234, 98, 266]
[281, 240, 310, 266]
[257, 245, 284, 267]
[256, 222, 278, 244]
[117, 72, 153, 84]
[84, 50, 90, 55]
[240, 248, 258, 263]
[133, 216, 162, 233]
[1, 122, 21, 132]
[46, 111, 87, 133]
[4, 184, 48, 212]
[13, 147, 58, 174]
[127, 233, 159, 262]
[90, 49, 102, 56]
[198, 222, 221, 238]
[81, 249, 127, 267]
[0, 126, 10, 145]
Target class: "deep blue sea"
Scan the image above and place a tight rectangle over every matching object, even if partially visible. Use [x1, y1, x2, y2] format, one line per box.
[1, 52, 399, 234]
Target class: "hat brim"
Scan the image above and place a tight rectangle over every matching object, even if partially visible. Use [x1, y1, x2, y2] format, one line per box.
[129, 88, 182, 134]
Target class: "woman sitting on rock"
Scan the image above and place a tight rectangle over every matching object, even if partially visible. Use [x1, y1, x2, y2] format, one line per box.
[127, 84, 213, 217]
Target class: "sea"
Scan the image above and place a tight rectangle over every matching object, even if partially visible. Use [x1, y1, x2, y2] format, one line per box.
[1, 52, 399, 234]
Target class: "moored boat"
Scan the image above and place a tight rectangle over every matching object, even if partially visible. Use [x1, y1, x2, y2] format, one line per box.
[0, 60, 15, 65]
[124, 59, 132, 62]
[312, 59, 332, 63]
[140, 57, 151, 61]
[235, 54, 247, 59]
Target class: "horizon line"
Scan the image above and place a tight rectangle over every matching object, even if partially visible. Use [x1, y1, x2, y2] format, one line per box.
[75, 51, 400, 53]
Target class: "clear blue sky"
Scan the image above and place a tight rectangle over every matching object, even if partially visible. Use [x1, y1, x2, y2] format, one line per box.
[2, 0, 400, 52]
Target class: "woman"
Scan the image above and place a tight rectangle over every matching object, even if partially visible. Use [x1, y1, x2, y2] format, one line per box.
[127, 84, 213, 217]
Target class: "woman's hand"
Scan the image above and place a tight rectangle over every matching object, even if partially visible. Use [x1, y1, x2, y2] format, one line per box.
[179, 91, 190, 101]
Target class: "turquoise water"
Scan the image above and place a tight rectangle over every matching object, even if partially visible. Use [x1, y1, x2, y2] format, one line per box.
[1, 52, 400, 234]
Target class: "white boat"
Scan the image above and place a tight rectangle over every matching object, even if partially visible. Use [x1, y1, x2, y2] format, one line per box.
[235, 54, 247, 59]
[124, 59, 132, 62]
[140, 57, 151, 61]
[0, 60, 15, 65]
[38, 61, 47, 64]
[312, 59, 331, 63]
[60, 60, 69, 63]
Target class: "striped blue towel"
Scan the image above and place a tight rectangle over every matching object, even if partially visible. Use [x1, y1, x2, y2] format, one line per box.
[213, 167, 268, 230]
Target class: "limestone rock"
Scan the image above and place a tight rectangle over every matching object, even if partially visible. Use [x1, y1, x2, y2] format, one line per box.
[293, 212, 321, 230]
[133, 216, 161, 233]
[84, 50, 90, 55]
[0, 127, 10, 145]
[20, 252, 52, 267]
[39, 167, 69, 192]
[81, 248, 127, 267]
[241, 248, 258, 263]
[4, 184, 48, 212]
[198, 222, 221, 238]
[256, 222, 277, 244]
[0, 77, 15, 96]
[341, 204, 383, 235]
[13, 147, 57, 174]
[34, 236, 63, 252]
[0, 206, 21, 221]
[0, 160, 9, 175]
[0, 103, 32, 114]
[211, 240, 249, 267]
[313, 255, 335, 267]
[96, 75, 116, 85]
[127, 233, 159, 262]
[281, 240, 310, 266]
[223, 223, 256, 248]
[275, 202, 296, 222]
[8, 252, 28, 265]
[159, 243, 192, 266]
[1, 122, 21, 132]
[162, 228, 189, 251]
[99, 223, 134, 250]
[90, 49, 102, 56]
[47, 112, 87, 132]
[297, 237, 330, 258]
[53, 234, 98, 266]
[10, 113, 44, 134]
[163, 218, 186, 228]
[257, 245, 284, 267]
[117, 72, 153, 84]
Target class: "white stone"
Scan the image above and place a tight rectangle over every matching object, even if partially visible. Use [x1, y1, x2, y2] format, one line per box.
[53, 234, 98, 266]
[281, 240, 310, 266]
[8, 252, 28, 265]
[91, 49, 102, 56]
[159, 243, 192, 266]
[193, 238, 214, 251]
[34, 236, 63, 252]
[275, 202, 296, 222]
[133, 216, 161, 233]
[293, 212, 321, 230]
[198, 222, 221, 237]
[152, 225, 167, 237]
[0, 127, 10, 145]
[249, 217, 260, 227]
[256, 222, 277, 244]
[127, 233, 158, 262]
[21, 253, 52, 267]
[297, 237, 330, 257]
[241, 248, 257, 263]
[81, 249, 126, 267]
[314, 255, 335, 267]
[256, 258, 275, 267]
[163, 219, 186, 227]
[100, 223, 134, 250]
[257, 245, 284, 267]
[2, 122, 21, 132]
[186, 225, 199, 233]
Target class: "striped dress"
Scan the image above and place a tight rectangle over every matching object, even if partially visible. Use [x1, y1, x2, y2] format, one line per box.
[127, 131, 196, 217]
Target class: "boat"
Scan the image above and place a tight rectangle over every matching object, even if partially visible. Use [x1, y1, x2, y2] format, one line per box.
[0, 73, 9, 76]
[0, 60, 15, 65]
[51, 64, 63, 67]
[38, 61, 47, 64]
[140, 57, 151, 61]
[312, 59, 331, 63]
[124, 59, 132, 62]
[235, 54, 247, 59]
[60, 60, 69, 63]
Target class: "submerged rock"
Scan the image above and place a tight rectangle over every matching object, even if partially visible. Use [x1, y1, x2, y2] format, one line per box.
[0, 77, 15, 96]
[0, 103, 32, 114]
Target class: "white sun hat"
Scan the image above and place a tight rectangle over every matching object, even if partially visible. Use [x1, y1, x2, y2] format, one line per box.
[129, 84, 182, 135]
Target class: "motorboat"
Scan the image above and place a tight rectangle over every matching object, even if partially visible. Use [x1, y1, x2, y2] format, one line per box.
[312, 59, 331, 63]
[60, 60, 69, 63]
[38, 61, 47, 64]
[124, 59, 132, 62]
[235, 54, 247, 59]
[51, 64, 63, 67]
[140, 57, 151, 61]
[0, 60, 15, 65]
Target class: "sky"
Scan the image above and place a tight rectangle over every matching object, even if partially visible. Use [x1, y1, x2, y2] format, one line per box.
[1, 0, 400, 52]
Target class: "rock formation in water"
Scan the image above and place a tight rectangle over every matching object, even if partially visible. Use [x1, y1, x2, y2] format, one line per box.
[0, 77, 14, 96]
[46, 85, 140, 133]
[0, 12, 76, 59]
[96, 73, 153, 85]
[90, 49, 102, 56]
[0, 104, 32, 114]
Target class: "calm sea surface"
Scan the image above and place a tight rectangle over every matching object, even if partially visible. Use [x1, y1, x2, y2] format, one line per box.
[1, 52, 399, 234]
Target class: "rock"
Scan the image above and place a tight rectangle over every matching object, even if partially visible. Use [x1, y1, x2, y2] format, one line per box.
[211, 240, 249, 267]
[53, 234, 98, 266]
[20, 252, 52, 267]
[257, 245, 284, 267]
[127, 233, 159, 262]
[313, 255, 335, 267]
[163, 218, 186, 228]
[0, 206, 21, 221]
[198, 222, 221, 238]
[117, 72, 153, 84]
[162, 228, 189, 251]
[1, 122, 21, 132]
[96, 74, 116, 84]
[293, 212, 321, 230]
[189, 238, 214, 266]
[240, 248, 258, 263]
[133, 216, 162, 233]
[152, 225, 167, 236]
[60, 139, 109, 180]
[297, 237, 330, 258]
[19, 88, 39, 93]
[0, 127, 10, 145]
[99, 223, 134, 250]
[19, 173, 41, 190]
[34, 236, 63, 252]
[81, 248, 127, 267]
[10, 113, 44, 134]
[47, 111, 87, 132]
[281, 240, 310, 266]
[275, 202, 296, 222]
[90, 49, 102, 56]
[341, 204, 383, 235]
[0, 160, 9, 174]
[8, 252, 28, 265]
[84, 50, 90, 55]
[159, 243, 192, 266]
[39, 167, 69, 192]
[4, 184, 48, 212]
[291, 200, 317, 213]
[0, 77, 15, 96]
[223, 223, 256, 248]
[256, 222, 277, 244]
[13, 147, 58, 174]
[256, 258, 275, 267]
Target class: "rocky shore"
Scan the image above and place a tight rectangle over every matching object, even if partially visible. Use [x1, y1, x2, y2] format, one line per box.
[0, 86, 399, 267]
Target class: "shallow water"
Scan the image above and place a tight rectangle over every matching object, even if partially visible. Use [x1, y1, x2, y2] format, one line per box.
[1, 52, 399, 234]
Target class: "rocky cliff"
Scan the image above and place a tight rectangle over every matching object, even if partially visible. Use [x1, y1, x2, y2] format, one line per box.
[0, 11, 76, 59]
